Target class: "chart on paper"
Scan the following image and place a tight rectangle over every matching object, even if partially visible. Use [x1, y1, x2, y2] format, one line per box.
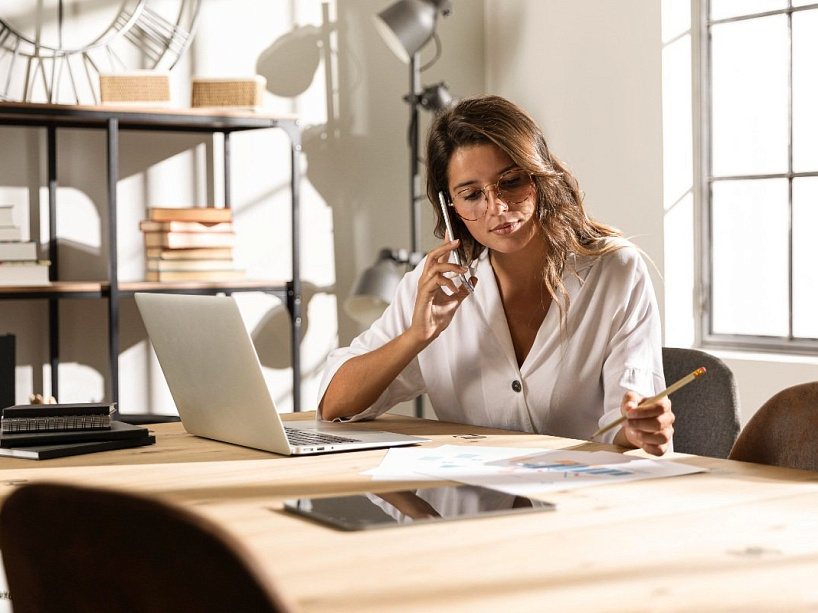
[362, 445, 706, 496]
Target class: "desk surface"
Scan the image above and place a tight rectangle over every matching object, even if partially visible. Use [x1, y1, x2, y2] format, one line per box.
[0, 413, 816, 612]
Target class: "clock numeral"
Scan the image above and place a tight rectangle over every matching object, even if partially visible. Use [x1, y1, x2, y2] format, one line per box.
[81, 52, 102, 105]
[0, 22, 21, 100]
[118, 6, 194, 66]
[0, 21, 11, 48]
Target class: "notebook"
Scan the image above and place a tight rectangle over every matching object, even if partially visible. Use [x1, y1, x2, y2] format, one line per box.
[134, 293, 429, 456]
[0, 434, 156, 460]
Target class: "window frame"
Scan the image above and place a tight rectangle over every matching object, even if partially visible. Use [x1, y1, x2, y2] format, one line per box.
[699, 0, 818, 353]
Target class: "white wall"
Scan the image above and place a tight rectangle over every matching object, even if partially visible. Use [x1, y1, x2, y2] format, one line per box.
[484, 0, 665, 313]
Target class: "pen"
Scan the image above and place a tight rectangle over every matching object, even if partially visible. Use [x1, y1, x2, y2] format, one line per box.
[591, 366, 707, 439]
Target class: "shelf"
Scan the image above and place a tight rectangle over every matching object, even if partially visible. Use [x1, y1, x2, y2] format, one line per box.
[0, 101, 300, 134]
[0, 282, 104, 299]
[0, 280, 290, 299]
[0, 103, 302, 411]
[117, 279, 290, 294]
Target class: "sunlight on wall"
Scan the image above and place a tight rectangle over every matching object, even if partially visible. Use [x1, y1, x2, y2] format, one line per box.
[49, 187, 101, 250]
[661, 0, 695, 348]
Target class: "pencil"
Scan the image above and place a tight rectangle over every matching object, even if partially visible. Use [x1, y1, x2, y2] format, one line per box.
[591, 366, 707, 439]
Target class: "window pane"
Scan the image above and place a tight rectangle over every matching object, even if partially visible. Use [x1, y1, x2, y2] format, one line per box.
[793, 10, 818, 173]
[711, 179, 789, 337]
[793, 178, 818, 339]
[710, 0, 787, 21]
[711, 16, 788, 177]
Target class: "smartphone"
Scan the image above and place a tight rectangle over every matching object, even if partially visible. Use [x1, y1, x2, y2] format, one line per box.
[437, 191, 475, 294]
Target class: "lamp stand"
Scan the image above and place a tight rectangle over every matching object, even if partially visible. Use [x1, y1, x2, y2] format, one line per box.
[409, 52, 424, 418]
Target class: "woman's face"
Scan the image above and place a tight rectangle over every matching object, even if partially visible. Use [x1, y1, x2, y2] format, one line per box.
[446, 143, 540, 256]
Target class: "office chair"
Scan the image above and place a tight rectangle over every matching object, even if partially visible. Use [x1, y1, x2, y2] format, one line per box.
[0, 483, 294, 613]
[662, 347, 741, 458]
[729, 381, 818, 472]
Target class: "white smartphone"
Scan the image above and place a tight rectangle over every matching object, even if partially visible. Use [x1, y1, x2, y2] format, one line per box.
[437, 191, 475, 294]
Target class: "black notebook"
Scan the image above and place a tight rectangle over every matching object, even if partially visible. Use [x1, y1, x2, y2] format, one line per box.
[0, 420, 149, 448]
[0, 433, 156, 460]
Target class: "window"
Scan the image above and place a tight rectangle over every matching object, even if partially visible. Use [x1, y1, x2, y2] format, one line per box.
[701, 0, 818, 351]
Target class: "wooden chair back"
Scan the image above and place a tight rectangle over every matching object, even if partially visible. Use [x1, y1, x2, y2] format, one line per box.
[0, 482, 294, 613]
[729, 381, 818, 472]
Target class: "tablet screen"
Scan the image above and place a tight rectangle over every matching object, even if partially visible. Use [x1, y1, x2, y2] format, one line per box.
[282, 485, 556, 530]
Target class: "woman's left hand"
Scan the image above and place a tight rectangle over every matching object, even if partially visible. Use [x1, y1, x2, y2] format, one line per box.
[614, 392, 675, 456]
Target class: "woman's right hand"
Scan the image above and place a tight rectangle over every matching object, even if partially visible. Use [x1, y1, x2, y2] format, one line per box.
[408, 239, 476, 346]
[321, 240, 475, 422]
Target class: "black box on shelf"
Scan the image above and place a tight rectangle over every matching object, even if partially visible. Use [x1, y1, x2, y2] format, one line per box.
[0, 335, 14, 410]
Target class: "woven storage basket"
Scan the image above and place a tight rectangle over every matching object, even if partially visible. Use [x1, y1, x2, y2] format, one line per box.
[99, 72, 170, 105]
[191, 76, 266, 109]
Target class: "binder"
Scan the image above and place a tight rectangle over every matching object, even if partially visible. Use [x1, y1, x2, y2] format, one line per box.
[1, 402, 114, 433]
[0, 420, 149, 448]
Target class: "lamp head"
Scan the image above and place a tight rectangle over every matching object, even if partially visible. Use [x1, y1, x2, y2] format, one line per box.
[419, 82, 454, 112]
[344, 249, 404, 326]
[373, 0, 452, 63]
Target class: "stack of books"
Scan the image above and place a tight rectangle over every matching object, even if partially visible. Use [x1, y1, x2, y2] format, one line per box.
[0, 204, 49, 286]
[140, 207, 245, 282]
[0, 402, 155, 460]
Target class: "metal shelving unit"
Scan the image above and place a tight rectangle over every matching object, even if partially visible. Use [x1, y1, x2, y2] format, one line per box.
[0, 102, 302, 412]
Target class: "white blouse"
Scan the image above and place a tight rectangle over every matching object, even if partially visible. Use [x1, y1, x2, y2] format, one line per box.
[318, 239, 665, 444]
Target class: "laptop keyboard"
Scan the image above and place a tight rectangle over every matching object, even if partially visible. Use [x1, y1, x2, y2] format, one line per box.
[284, 427, 361, 447]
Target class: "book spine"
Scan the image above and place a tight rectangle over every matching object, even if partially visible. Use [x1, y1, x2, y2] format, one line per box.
[148, 207, 233, 223]
[142, 232, 236, 249]
[139, 220, 233, 233]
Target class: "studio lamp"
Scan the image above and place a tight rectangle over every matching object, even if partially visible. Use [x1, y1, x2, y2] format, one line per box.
[372, 0, 452, 62]
[346, 0, 454, 324]
[345, 1, 455, 417]
[345, 249, 423, 327]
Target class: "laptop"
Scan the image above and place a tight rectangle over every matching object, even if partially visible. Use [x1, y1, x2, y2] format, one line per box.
[134, 292, 428, 456]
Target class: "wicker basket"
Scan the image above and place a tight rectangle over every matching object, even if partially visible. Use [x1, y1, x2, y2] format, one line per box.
[99, 72, 171, 105]
[191, 76, 266, 109]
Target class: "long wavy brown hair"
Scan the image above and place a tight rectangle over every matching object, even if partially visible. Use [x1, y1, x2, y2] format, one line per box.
[425, 94, 623, 318]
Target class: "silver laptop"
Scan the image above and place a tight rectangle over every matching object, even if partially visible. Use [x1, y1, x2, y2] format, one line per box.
[134, 292, 428, 455]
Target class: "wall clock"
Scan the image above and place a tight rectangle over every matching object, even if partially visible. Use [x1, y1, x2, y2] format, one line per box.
[0, 0, 201, 105]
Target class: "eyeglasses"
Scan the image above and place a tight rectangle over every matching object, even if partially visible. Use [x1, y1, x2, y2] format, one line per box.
[449, 169, 534, 221]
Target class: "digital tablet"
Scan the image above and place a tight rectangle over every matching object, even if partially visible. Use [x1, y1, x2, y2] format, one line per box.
[282, 484, 556, 531]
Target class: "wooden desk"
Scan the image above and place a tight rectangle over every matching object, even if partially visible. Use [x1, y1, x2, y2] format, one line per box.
[0, 413, 816, 612]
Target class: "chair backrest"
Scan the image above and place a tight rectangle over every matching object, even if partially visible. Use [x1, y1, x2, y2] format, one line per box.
[729, 381, 818, 472]
[0, 482, 293, 613]
[662, 347, 741, 458]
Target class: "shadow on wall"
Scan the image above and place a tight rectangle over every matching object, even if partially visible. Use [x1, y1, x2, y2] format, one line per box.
[250, 281, 335, 380]
[256, 0, 418, 351]
[0, 126, 214, 398]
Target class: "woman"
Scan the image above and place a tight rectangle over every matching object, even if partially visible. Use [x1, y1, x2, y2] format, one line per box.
[319, 95, 674, 456]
